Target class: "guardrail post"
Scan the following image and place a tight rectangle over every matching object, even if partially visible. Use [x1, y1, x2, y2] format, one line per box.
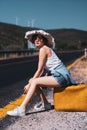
[84, 48, 87, 58]
[4, 53, 8, 59]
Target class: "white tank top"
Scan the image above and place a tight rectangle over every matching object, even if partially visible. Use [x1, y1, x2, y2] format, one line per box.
[45, 49, 62, 71]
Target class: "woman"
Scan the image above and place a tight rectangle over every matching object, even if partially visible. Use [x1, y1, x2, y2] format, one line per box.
[7, 30, 75, 116]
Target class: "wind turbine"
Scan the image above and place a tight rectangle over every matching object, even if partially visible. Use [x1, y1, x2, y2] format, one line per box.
[31, 19, 35, 27]
[16, 17, 18, 25]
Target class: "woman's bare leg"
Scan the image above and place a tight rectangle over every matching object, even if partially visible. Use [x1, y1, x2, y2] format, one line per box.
[20, 76, 61, 109]
[24, 83, 49, 104]
[36, 87, 50, 104]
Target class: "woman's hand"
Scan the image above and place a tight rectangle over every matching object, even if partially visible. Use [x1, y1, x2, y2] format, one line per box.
[24, 84, 30, 94]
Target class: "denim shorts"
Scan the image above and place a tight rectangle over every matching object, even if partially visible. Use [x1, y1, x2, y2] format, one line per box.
[50, 63, 75, 87]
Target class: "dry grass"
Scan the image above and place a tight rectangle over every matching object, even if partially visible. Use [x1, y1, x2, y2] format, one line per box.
[70, 58, 87, 84]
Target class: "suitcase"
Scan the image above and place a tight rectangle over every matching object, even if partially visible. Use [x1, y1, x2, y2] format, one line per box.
[53, 84, 87, 112]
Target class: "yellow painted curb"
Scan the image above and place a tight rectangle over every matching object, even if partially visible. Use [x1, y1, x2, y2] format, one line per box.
[67, 55, 84, 69]
[0, 55, 85, 119]
[0, 94, 26, 118]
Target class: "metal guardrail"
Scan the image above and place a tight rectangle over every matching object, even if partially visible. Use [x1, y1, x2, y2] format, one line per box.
[0, 49, 39, 59]
[0, 49, 85, 60]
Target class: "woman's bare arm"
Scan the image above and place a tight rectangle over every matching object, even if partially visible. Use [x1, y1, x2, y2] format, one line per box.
[33, 47, 47, 79]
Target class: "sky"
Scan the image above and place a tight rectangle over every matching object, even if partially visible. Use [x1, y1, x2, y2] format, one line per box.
[0, 0, 87, 31]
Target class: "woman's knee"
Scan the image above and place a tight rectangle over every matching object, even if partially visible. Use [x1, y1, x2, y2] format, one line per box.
[30, 78, 39, 86]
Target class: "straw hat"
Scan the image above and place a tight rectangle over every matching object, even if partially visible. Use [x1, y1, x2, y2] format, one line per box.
[25, 30, 55, 49]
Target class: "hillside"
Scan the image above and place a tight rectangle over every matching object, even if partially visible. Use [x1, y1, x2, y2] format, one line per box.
[47, 29, 87, 50]
[0, 22, 87, 50]
[0, 22, 39, 50]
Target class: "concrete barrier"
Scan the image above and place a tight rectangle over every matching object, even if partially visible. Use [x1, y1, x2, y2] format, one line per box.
[54, 84, 87, 112]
